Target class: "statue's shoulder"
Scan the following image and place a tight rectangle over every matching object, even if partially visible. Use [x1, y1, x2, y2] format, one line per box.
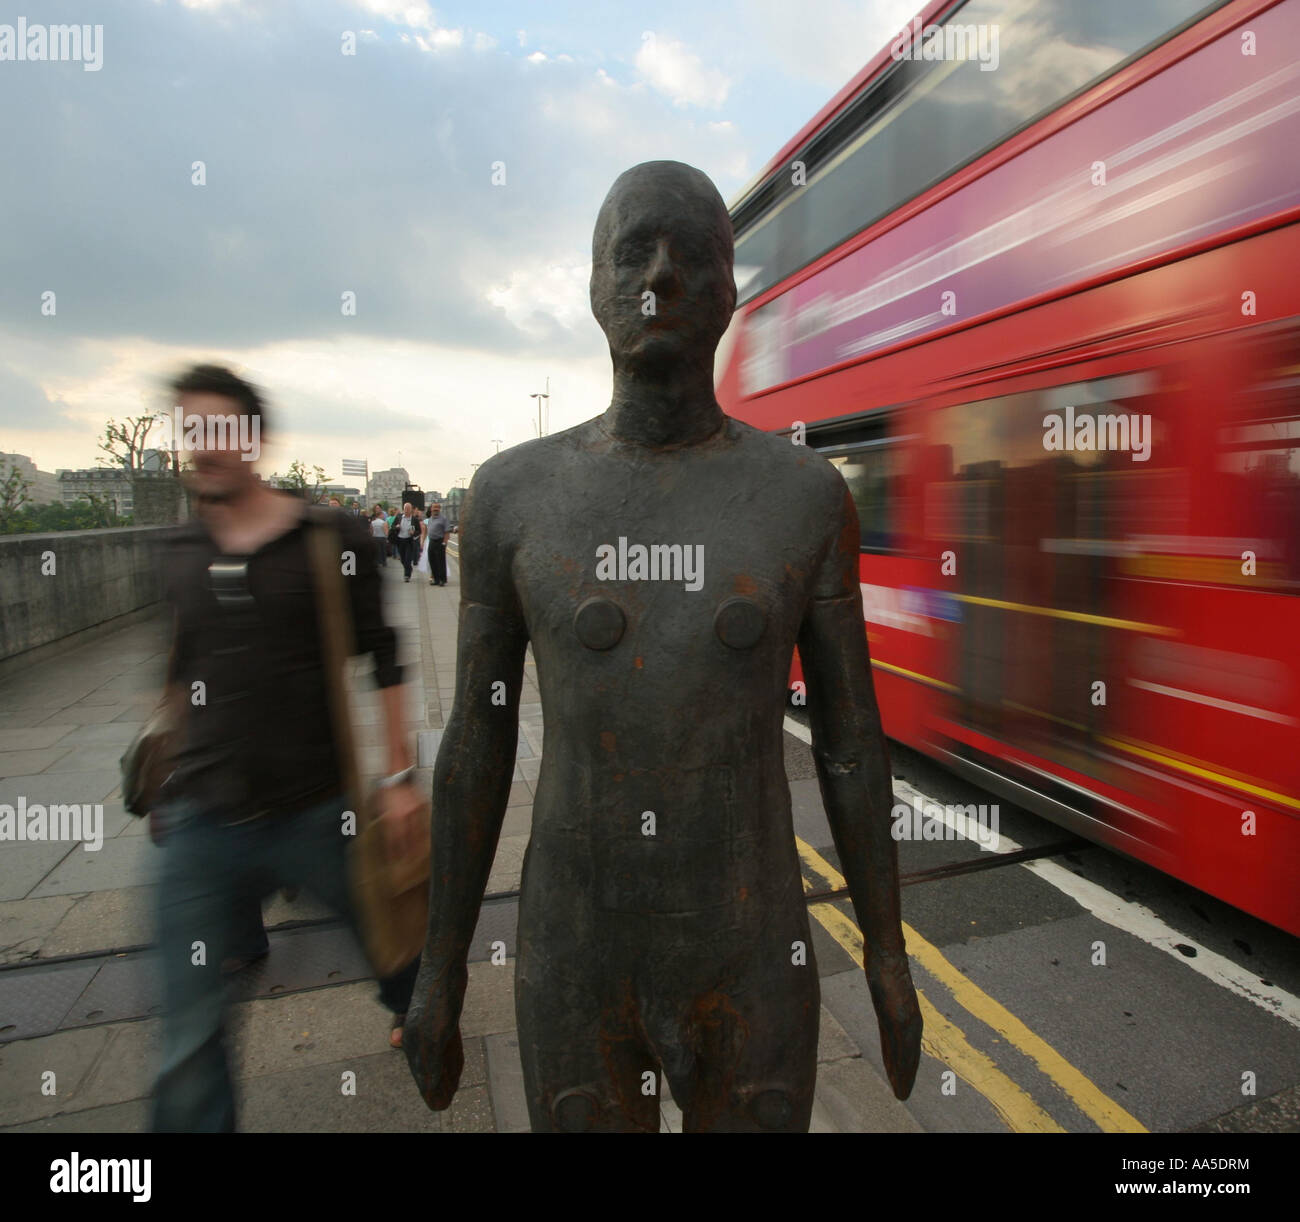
[725, 416, 844, 498]
[465, 421, 596, 511]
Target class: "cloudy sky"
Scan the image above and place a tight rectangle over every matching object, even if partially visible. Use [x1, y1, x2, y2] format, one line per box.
[1, 0, 918, 496]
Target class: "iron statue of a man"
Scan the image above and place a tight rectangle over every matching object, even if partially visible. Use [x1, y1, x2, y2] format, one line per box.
[405, 160, 922, 1131]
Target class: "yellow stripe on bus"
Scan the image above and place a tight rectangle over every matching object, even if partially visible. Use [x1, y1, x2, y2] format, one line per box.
[1099, 734, 1300, 812]
[797, 837, 1148, 1134]
[869, 658, 960, 693]
[952, 594, 1176, 635]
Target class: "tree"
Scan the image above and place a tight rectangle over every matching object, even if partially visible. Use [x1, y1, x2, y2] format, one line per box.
[0, 459, 31, 533]
[3, 497, 121, 534]
[271, 459, 329, 503]
[98, 413, 167, 473]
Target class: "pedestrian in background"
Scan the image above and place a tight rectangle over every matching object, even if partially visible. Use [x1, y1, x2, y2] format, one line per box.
[390, 501, 419, 582]
[369, 505, 388, 567]
[424, 501, 452, 587]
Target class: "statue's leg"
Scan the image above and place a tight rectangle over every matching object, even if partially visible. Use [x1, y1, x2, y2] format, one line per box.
[516, 946, 660, 1133]
[676, 910, 821, 1133]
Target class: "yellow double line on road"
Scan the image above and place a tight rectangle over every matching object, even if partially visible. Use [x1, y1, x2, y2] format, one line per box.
[797, 837, 1147, 1133]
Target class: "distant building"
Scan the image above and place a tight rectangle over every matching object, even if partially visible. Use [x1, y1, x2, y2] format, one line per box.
[366, 467, 410, 508]
[1, 453, 60, 506]
[443, 486, 466, 527]
[59, 467, 134, 516]
[320, 483, 361, 503]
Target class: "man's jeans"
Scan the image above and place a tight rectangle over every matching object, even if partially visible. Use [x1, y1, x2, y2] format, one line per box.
[396, 536, 417, 578]
[374, 537, 387, 567]
[151, 792, 420, 1132]
[428, 538, 447, 584]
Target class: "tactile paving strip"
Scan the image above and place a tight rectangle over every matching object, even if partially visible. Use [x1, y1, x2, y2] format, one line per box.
[231, 925, 370, 1001]
[60, 954, 160, 1030]
[2, 899, 524, 1040]
[468, 898, 519, 963]
[0, 961, 99, 1042]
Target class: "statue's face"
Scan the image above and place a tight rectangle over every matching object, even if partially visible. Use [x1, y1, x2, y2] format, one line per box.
[590, 164, 736, 373]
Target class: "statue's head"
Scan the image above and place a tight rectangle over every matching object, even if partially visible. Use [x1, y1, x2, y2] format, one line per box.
[590, 161, 736, 375]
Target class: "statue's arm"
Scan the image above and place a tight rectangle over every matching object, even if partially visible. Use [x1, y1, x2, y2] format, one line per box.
[406, 471, 528, 1108]
[796, 481, 922, 1098]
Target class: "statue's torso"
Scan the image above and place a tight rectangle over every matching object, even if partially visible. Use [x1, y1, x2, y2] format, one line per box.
[502, 418, 843, 925]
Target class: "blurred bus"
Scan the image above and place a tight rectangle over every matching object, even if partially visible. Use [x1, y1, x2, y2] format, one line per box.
[717, 0, 1300, 934]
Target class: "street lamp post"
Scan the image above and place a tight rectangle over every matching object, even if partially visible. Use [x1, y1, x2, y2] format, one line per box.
[530, 377, 550, 439]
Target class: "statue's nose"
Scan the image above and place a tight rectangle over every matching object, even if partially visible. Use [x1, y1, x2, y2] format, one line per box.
[645, 239, 681, 296]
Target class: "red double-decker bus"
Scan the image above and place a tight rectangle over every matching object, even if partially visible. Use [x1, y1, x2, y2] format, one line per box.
[718, 0, 1300, 934]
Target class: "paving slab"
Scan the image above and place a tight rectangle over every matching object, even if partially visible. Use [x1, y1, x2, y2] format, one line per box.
[40, 704, 137, 725]
[28, 836, 158, 898]
[1, 1097, 149, 1132]
[485, 834, 527, 894]
[0, 838, 78, 902]
[0, 747, 75, 775]
[226, 980, 412, 1081]
[484, 1030, 529, 1133]
[0, 894, 78, 964]
[61, 1017, 161, 1111]
[814, 1055, 925, 1133]
[43, 885, 154, 956]
[43, 744, 129, 773]
[500, 802, 532, 840]
[0, 770, 122, 807]
[58, 721, 144, 745]
[0, 1022, 113, 1124]
[0, 727, 76, 752]
[239, 1047, 442, 1132]
[460, 959, 516, 1039]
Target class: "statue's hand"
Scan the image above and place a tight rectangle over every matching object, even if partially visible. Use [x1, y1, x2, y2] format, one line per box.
[403, 969, 466, 1112]
[866, 951, 922, 1100]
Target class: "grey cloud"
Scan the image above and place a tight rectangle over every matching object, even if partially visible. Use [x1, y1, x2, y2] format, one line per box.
[0, 1, 746, 359]
[0, 362, 66, 427]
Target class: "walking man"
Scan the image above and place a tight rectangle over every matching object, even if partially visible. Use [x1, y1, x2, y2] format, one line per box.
[391, 501, 419, 582]
[153, 364, 423, 1132]
[424, 501, 452, 587]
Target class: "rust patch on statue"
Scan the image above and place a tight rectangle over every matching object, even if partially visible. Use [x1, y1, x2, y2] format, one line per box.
[600, 731, 617, 752]
[684, 988, 749, 1131]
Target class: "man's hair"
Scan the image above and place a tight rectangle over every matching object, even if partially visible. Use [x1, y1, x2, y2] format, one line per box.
[170, 364, 269, 430]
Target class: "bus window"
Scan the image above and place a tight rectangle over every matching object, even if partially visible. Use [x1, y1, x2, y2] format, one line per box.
[732, 0, 1228, 304]
[809, 414, 905, 552]
[1217, 323, 1300, 593]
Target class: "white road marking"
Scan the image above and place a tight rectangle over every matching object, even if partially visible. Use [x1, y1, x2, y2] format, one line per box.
[783, 715, 1300, 1031]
